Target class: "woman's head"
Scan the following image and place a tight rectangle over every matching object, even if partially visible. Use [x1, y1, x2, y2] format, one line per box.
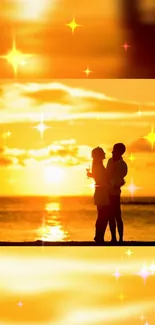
[92, 147, 106, 162]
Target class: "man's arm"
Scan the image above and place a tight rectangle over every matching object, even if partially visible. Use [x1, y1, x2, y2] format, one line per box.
[112, 161, 128, 188]
[122, 161, 128, 178]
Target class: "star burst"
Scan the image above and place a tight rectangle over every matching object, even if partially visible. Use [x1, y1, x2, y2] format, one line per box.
[0, 36, 33, 75]
[113, 268, 121, 279]
[84, 67, 92, 77]
[138, 108, 142, 116]
[149, 262, 155, 274]
[143, 127, 155, 149]
[125, 249, 133, 258]
[121, 41, 130, 52]
[66, 17, 81, 33]
[117, 293, 125, 301]
[125, 178, 141, 198]
[34, 114, 50, 139]
[2, 131, 12, 139]
[128, 153, 136, 162]
[139, 312, 146, 322]
[17, 301, 23, 307]
[138, 265, 150, 282]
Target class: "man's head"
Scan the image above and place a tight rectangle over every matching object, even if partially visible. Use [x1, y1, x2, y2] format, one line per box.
[112, 143, 126, 160]
[92, 146, 106, 161]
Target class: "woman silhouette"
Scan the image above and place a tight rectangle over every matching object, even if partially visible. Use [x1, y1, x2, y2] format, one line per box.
[87, 147, 114, 243]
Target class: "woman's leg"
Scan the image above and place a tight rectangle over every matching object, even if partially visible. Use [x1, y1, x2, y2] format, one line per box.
[94, 206, 109, 242]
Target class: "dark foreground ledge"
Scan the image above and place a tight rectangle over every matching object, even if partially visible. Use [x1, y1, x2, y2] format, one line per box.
[0, 240, 155, 246]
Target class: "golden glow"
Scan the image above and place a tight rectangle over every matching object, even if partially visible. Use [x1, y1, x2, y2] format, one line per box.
[41, 224, 67, 241]
[45, 202, 60, 212]
[0, 36, 33, 75]
[143, 127, 155, 149]
[44, 166, 65, 184]
[16, 0, 50, 20]
[66, 17, 81, 33]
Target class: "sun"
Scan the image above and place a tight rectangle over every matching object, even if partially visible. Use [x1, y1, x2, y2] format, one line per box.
[44, 166, 64, 184]
[16, 0, 51, 20]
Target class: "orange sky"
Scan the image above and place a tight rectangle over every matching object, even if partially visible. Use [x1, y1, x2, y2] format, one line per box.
[0, 0, 155, 78]
[0, 246, 155, 324]
[1, 79, 155, 196]
[0, 0, 131, 78]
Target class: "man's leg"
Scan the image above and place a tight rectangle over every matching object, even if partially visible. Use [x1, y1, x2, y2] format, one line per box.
[108, 199, 117, 242]
[94, 206, 109, 242]
[112, 194, 124, 242]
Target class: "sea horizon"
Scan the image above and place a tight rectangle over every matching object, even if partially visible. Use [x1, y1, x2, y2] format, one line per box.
[1, 195, 155, 204]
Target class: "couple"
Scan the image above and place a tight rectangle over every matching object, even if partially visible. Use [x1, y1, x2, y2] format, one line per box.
[87, 143, 128, 244]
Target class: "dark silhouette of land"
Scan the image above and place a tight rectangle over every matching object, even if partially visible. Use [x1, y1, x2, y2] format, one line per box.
[0, 240, 155, 246]
[121, 0, 155, 77]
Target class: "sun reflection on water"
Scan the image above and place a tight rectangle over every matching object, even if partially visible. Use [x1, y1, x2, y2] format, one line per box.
[45, 201, 60, 212]
[38, 201, 69, 241]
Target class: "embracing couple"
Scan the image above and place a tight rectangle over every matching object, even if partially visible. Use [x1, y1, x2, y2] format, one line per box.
[87, 143, 128, 244]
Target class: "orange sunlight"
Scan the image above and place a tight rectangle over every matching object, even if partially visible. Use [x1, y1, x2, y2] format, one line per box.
[44, 166, 65, 185]
[15, 0, 52, 21]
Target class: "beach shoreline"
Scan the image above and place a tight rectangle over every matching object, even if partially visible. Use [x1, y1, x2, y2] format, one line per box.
[0, 240, 155, 246]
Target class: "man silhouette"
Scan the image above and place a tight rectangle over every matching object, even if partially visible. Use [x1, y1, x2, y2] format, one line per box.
[107, 143, 128, 243]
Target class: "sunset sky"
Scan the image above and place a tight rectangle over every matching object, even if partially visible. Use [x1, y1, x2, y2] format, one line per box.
[0, 0, 122, 78]
[1, 79, 155, 196]
[1, 0, 155, 78]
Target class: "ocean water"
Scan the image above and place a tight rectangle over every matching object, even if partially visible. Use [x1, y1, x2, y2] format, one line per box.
[0, 196, 155, 242]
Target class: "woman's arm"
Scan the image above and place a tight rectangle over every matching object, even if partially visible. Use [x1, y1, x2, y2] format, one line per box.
[87, 171, 93, 178]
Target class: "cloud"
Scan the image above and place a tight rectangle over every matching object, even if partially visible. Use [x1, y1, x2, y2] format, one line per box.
[1, 140, 92, 168]
[128, 138, 155, 153]
[0, 82, 155, 124]
[25, 88, 72, 105]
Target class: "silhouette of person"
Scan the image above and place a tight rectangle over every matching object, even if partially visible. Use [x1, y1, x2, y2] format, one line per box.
[87, 147, 115, 243]
[121, 0, 155, 77]
[106, 143, 128, 243]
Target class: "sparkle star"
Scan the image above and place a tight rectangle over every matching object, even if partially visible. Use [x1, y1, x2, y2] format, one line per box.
[113, 268, 121, 279]
[139, 312, 146, 322]
[117, 293, 125, 301]
[121, 41, 130, 52]
[149, 262, 155, 274]
[2, 131, 12, 139]
[84, 67, 92, 77]
[128, 153, 136, 162]
[66, 17, 81, 33]
[125, 249, 133, 257]
[34, 114, 50, 139]
[143, 127, 155, 149]
[126, 178, 141, 198]
[0, 35, 33, 75]
[138, 108, 142, 116]
[138, 265, 150, 282]
[17, 301, 23, 307]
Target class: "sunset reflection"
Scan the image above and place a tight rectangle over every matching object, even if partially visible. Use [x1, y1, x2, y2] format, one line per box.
[45, 202, 60, 212]
[38, 201, 69, 241]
